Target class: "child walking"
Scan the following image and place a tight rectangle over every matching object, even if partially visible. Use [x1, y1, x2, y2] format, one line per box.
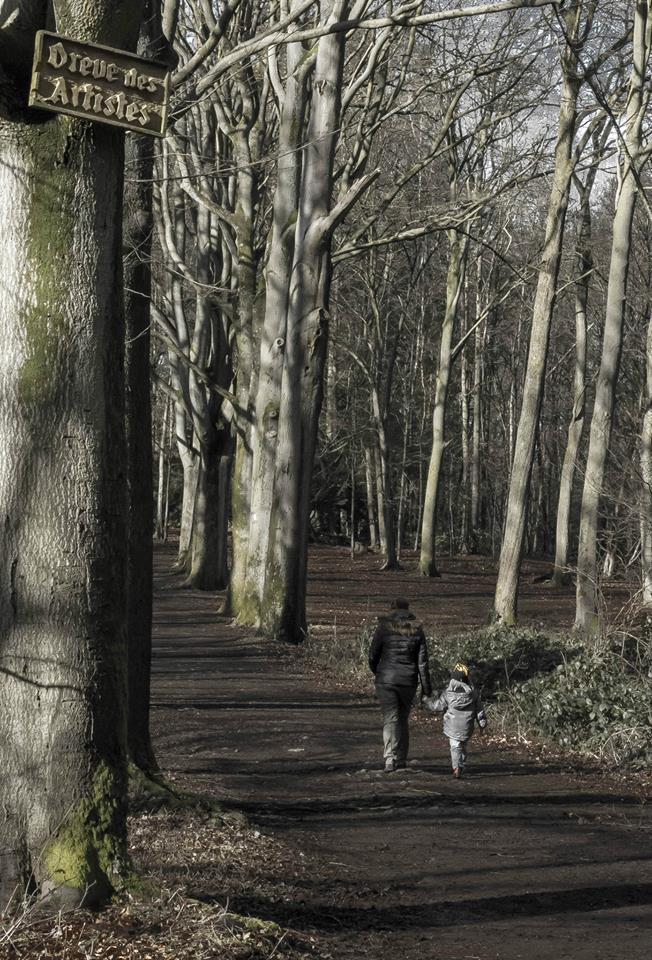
[425, 663, 487, 778]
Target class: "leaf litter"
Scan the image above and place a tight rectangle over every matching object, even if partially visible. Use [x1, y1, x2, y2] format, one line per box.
[0, 806, 319, 960]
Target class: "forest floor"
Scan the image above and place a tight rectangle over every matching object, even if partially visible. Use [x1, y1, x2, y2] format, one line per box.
[5, 545, 651, 960]
[149, 543, 652, 960]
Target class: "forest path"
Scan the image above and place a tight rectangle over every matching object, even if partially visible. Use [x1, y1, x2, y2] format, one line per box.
[150, 546, 652, 960]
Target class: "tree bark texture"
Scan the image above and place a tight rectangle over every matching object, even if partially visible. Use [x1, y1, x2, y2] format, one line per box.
[225, 110, 264, 618]
[493, 54, 580, 624]
[235, 13, 313, 627]
[0, 1, 142, 906]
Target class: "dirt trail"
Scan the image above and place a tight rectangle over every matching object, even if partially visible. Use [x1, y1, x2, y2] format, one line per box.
[151, 546, 652, 960]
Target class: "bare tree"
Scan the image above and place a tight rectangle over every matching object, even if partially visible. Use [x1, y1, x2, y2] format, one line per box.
[494, 1, 599, 624]
[575, 0, 652, 634]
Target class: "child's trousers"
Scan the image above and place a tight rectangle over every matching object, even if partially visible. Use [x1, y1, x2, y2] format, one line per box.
[448, 737, 469, 770]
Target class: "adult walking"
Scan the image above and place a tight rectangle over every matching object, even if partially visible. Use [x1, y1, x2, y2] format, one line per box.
[368, 597, 432, 772]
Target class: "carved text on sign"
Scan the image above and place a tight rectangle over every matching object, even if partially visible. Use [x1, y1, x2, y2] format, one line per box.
[29, 31, 170, 137]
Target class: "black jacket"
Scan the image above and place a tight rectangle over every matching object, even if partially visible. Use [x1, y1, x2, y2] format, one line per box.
[368, 611, 432, 694]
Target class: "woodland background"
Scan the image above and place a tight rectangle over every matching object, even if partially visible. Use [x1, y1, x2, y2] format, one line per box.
[2, 0, 652, 949]
[150, 0, 652, 635]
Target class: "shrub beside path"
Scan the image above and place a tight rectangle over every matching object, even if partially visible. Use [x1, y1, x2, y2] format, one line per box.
[151, 546, 652, 960]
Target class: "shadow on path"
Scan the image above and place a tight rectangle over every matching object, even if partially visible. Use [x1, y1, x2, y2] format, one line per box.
[194, 881, 652, 932]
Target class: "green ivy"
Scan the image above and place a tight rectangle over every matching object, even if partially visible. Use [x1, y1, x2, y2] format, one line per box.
[503, 648, 652, 766]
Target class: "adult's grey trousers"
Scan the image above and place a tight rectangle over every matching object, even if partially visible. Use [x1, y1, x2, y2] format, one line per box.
[376, 683, 416, 763]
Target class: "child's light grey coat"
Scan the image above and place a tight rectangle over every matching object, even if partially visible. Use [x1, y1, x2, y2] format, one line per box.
[425, 679, 487, 740]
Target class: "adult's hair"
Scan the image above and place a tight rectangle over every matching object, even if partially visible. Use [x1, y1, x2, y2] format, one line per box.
[392, 597, 410, 610]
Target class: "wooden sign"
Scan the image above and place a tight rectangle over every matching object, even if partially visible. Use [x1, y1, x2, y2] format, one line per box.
[29, 31, 170, 137]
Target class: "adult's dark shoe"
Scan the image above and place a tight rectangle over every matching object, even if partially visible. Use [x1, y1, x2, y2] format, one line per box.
[452, 767, 461, 779]
[395, 761, 407, 770]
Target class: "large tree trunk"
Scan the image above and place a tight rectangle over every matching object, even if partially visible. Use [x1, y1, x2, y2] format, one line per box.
[234, 16, 312, 627]
[575, 4, 651, 634]
[226, 130, 260, 617]
[265, 0, 350, 640]
[0, 2, 141, 907]
[493, 41, 581, 624]
[236, 1, 370, 641]
[420, 230, 468, 576]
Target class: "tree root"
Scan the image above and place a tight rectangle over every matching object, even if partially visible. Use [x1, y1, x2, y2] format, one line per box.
[127, 765, 247, 826]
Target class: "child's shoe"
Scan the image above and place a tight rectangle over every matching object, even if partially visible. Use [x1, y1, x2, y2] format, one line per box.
[384, 758, 396, 773]
[452, 767, 462, 779]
